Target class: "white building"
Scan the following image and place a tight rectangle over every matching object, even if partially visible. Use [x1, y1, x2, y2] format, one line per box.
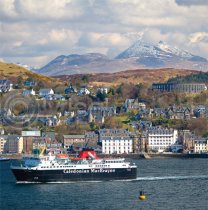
[147, 127, 178, 152]
[194, 139, 208, 153]
[0, 135, 7, 153]
[100, 129, 134, 154]
[96, 87, 108, 95]
[77, 87, 90, 96]
[39, 89, 54, 97]
[22, 89, 36, 96]
[0, 135, 23, 154]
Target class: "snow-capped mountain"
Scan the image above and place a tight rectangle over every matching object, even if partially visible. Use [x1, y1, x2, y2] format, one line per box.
[35, 40, 208, 76]
[116, 40, 207, 61]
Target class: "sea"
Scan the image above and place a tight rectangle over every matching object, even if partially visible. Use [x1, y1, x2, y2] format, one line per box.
[0, 158, 208, 210]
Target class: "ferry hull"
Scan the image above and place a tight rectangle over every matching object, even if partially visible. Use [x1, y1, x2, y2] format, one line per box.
[11, 168, 137, 183]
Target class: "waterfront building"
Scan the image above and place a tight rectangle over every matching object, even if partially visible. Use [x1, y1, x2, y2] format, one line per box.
[0, 135, 7, 153]
[146, 127, 178, 152]
[22, 130, 41, 153]
[99, 129, 134, 154]
[63, 135, 86, 148]
[6, 136, 23, 153]
[0, 135, 23, 153]
[194, 139, 208, 153]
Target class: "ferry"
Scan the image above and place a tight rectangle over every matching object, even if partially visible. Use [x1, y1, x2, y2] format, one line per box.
[11, 149, 137, 183]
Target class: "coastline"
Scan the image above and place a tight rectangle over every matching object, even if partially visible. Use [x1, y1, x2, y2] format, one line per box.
[1, 152, 208, 160]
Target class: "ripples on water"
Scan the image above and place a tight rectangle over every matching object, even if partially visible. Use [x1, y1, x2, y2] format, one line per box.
[0, 158, 208, 210]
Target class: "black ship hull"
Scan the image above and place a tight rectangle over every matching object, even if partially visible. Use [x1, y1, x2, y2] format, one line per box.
[12, 168, 137, 183]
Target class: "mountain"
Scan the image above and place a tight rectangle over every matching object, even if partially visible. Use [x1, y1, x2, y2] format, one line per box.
[116, 40, 207, 66]
[35, 40, 208, 76]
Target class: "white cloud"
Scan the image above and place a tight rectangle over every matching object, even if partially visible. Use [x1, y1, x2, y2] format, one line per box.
[189, 32, 208, 43]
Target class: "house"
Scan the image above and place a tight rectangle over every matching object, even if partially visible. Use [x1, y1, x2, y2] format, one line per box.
[0, 127, 4, 135]
[36, 116, 60, 127]
[23, 80, 37, 87]
[0, 80, 13, 93]
[123, 99, 146, 112]
[194, 106, 208, 118]
[44, 94, 65, 101]
[77, 87, 90, 96]
[146, 127, 178, 152]
[153, 108, 167, 118]
[0, 108, 13, 124]
[194, 138, 208, 153]
[22, 89, 36, 96]
[166, 106, 191, 120]
[65, 85, 77, 94]
[75, 110, 89, 123]
[139, 121, 152, 130]
[99, 129, 134, 154]
[88, 105, 116, 124]
[39, 89, 54, 97]
[96, 87, 108, 95]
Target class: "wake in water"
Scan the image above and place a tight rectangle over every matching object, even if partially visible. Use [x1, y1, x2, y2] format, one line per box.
[16, 175, 208, 184]
[136, 175, 208, 181]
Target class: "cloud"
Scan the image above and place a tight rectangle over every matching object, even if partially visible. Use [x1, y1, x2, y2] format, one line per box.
[0, 0, 208, 66]
[189, 32, 208, 43]
[175, 0, 208, 6]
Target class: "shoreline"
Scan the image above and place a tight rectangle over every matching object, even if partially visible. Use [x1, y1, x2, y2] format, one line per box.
[1, 152, 208, 160]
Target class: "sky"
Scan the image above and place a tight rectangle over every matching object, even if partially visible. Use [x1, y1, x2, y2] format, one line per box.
[0, 0, 208, 68]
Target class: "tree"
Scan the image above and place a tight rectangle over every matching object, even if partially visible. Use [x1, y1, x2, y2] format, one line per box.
[187, 118, 208, 136]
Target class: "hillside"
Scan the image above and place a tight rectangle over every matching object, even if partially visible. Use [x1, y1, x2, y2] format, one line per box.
[0, 62, 60, 86]
[167, 72, 208, 84]
[57, 68, 197, 86]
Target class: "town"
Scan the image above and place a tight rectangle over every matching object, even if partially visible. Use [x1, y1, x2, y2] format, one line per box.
[1, 74, 208, 158]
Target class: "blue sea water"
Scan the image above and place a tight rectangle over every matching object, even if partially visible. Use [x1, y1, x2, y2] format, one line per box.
[0, 158, 208, 210]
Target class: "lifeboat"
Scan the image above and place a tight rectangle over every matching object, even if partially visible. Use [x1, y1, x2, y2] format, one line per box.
[70, 157, 83, 161]
[56, 154, 68, 159]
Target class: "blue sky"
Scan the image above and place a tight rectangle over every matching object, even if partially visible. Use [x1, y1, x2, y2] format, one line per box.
[0, 0, 208, 67]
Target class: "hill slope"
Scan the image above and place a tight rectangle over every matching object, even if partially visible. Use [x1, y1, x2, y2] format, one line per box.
[0, 62, 59, 86]
[57, 68, 197, 86]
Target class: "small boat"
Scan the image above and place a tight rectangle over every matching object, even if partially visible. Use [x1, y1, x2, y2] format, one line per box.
[0, 157, 10, 161]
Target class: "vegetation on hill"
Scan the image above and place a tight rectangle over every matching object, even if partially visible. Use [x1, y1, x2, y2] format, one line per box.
[0, 62, 60, 88]
[167, 72, 208, 84]
[57, 68, 196, 86]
